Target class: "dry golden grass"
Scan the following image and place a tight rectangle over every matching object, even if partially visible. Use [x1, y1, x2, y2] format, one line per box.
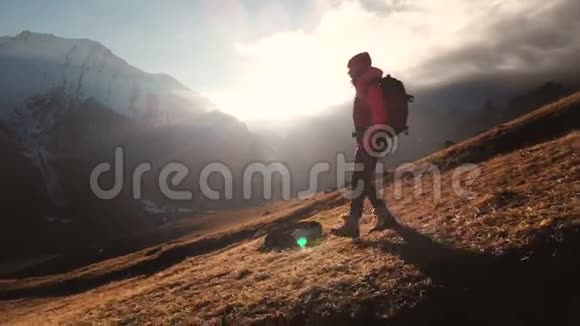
[1, 131, 577, 325]
[0, 93, 579, 325]
[0, 191, 346, 296]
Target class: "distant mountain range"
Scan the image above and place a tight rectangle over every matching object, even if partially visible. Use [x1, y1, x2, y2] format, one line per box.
[0, 31, 262, 258]
[0, 30, 216, 120]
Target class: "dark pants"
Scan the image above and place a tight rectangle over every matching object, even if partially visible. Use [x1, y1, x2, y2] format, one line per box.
[350, 146, 386, 219]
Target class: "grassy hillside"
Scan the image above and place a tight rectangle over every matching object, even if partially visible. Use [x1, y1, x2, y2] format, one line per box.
[0, 93, 579, 325]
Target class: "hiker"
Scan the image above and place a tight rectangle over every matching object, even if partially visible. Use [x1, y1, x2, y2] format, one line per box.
[331, 52, 398, 238]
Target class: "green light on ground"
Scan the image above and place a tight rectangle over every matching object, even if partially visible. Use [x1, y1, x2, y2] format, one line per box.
[296, 237, 308, 249]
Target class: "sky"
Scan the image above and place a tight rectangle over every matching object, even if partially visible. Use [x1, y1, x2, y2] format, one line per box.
[1, 0, 579, 120]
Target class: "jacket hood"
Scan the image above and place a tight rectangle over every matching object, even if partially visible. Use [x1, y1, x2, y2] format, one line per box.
[355, 67, 383, 97]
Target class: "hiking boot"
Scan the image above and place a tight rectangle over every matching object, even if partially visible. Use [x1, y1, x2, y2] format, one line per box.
[331, 214, 360, 238]
[369, 206, 397, 233]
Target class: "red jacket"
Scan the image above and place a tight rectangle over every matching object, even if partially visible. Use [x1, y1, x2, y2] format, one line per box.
[353, 67, 387, 131]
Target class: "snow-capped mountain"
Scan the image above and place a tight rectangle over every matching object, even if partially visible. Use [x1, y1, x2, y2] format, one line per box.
[0, 31, 258, 226]
[0, 30, 215, 122]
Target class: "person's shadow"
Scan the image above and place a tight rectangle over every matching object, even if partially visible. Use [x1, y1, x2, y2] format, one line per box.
[354, 221, 580, 326]
[357, 223, 490, 287]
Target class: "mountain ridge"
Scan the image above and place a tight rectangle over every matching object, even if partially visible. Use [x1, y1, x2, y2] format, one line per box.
[0, 32, 262, 260]
[0, 30, 215, 122]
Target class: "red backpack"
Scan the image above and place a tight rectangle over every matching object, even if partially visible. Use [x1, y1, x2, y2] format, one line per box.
[377, 75, 414, 135]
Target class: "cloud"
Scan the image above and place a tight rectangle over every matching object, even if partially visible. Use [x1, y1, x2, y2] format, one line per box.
[414, 0, 580, 84]
[207, 0, 580, 121]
